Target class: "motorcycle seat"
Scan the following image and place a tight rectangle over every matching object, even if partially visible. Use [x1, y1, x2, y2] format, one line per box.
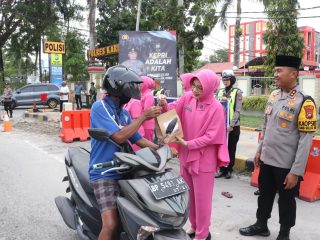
[67, 147, 94, 194]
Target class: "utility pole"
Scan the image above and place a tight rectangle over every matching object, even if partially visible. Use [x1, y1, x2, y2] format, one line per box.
[136, 0, 142, 31]
[178, 0, 184, 75]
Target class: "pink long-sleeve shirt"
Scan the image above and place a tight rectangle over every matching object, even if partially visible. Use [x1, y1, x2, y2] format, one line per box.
[165, 70, 229, 175]
[140, 76, 155, 130]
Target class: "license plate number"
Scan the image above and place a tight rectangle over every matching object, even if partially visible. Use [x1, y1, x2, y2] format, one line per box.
[148, 176, 189, 200]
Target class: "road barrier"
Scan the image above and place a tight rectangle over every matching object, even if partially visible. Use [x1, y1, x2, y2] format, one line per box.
[299, 138, 320, 202]
[60, 110, 90, 143]
[251, 136, 320, 202]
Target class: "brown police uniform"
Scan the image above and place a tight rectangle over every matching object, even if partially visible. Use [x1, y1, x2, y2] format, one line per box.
[256, 85, 317, 228]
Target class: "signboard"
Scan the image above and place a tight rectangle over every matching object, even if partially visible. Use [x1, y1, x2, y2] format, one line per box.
[44, 41, 65, 54]
[50, 54, 63, 86]
[119, 31, 177, 97]
[51, 54, 63, 66]
[87, 44, 119, 58]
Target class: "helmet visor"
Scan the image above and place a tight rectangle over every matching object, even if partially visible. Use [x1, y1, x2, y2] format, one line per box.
[122, 82, 141, 100]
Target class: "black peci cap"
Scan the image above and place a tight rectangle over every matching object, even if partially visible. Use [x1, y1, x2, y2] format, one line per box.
[275, 55, 301, 69]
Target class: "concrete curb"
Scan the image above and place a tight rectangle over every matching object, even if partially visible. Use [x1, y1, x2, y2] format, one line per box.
[24, 112, 48, 121]
[240, 126, 261, 131]
[234, 154, 254, 172]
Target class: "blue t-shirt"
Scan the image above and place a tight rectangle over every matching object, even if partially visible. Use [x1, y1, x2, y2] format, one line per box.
[75, 84, 84, 95]
[89, 96, 142, 182]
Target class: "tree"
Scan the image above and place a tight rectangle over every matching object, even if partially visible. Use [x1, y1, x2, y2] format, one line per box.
[209, 48, 228, 63]
[64, 31, 88, 81]
[261, 0, 304, 77]
[218, 0, 242, 68]
[96, 0, 220, 72]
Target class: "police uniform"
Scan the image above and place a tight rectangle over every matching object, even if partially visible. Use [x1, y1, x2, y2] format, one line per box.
[256, 85, 317, 227]
[216, 87, 243, 174]
[239, 55, 318, 239]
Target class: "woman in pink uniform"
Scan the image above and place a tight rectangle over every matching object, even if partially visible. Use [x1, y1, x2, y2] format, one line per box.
[140, 76, 155, 142]
[180, 73, 193, 92]
[124, 99, 144, 151]
[159, 69, 229, 240]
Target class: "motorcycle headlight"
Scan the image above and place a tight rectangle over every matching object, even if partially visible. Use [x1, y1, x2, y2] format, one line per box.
[137, 226, 160, 240]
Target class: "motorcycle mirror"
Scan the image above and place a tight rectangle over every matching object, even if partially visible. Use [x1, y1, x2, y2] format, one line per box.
[165, 118, 178, 134]
[88, 128, 110, 141]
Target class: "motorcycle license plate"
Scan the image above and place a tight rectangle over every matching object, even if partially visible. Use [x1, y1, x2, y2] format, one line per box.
[148, 176, 189, 200]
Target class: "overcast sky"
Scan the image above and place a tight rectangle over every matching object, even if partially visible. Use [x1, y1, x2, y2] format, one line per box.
[201, 0, 320, 58]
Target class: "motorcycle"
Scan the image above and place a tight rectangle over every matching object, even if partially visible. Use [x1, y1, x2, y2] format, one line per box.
[55, 128, 191, 240]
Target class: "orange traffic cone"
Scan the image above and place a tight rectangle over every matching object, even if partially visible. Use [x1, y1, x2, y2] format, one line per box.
[3, 111, 12, 132]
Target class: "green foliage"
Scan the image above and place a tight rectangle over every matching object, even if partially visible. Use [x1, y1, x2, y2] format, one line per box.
[262, 0, 304, 76]
[64, 31, 88, 81]
[242, 95, 268, 112]
[209, 48, 228, 63]
[96, 0, 220, 72]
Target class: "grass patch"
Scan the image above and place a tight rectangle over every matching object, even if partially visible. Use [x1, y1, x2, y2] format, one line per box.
[241, 114, 320, 136]
[240, 114, 264, 129]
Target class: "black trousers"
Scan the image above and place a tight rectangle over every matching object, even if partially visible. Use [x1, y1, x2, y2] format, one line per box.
[4, 101, 13, 117]
[256, 163, 301, 227]
[60, 100, 68, 112]
[75, 95, 82, 109]
[220, 125, 240, 173]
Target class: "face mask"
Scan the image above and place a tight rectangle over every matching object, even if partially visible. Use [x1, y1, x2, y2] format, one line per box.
[119, 95, 131, 106]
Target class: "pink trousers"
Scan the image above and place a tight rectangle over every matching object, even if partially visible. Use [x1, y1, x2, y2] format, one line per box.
[181, 167, 215, 239]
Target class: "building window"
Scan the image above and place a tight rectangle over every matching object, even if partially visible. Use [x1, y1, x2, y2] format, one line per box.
[307, 51, 310, 60]
[307, 32, 311, 47]
[230, 26, 235, 36]
[245, 36, 249, 50]
[246, 24, 250, 34]
[230, 54, 234, 63]
[262, 22, 267, 31]
[240, 37, 244, 51]
[256, 34, 261, 50]
[256, 22, 261, 32]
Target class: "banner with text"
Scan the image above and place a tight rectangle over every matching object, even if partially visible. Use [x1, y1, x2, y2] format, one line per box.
[50, 54, 63, 86]
[119, 31, 177, 97]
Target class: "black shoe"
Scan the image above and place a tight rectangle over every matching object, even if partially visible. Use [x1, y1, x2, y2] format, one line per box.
[239, 223, 270, 236]
[225, 172, 232, 179]
[254, 189, 261, 195]
[206, 232, 211, 240]
[187, 232, 195, 239]
[276, 235, 290, 240]
[215, 172, 225, 178]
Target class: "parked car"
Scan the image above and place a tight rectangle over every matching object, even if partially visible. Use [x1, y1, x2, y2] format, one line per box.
[1, 83, 61, 109]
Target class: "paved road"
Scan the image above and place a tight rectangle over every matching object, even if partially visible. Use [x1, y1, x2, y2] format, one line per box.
[1, 116, 319, 240]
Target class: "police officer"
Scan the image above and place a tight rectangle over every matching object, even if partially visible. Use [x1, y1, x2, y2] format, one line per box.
[239, 55, 318, 240]
[215, 70, 243, 179]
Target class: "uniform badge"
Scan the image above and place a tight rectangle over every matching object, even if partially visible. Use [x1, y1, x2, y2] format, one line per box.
[280, 122, 287, 128]
[298, 98, 318, 132]
[287, 98, 296, 106]
[289, 89, 297, 97]
[304, 105, 314, 119]
[184, 106, 192, 111]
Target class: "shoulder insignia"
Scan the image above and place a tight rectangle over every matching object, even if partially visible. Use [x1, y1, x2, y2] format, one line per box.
[289, 89, 297, 98]
[298, 97, 318, 132]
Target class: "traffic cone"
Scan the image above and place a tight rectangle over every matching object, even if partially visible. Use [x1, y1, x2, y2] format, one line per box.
[3, 111, 12, 132]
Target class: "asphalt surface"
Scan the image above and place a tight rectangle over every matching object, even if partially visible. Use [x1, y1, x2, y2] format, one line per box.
[0, 110, 319, 240]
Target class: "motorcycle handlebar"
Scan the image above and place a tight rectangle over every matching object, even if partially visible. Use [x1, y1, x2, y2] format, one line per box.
[93, 161, 115, 170]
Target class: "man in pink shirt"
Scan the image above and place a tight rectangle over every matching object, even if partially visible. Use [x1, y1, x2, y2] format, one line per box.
[159, 69, 230, 240]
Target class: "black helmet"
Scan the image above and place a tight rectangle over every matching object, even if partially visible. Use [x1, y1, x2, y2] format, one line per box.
[103, 65, 143, 100]
[222, 70, 236, 86]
